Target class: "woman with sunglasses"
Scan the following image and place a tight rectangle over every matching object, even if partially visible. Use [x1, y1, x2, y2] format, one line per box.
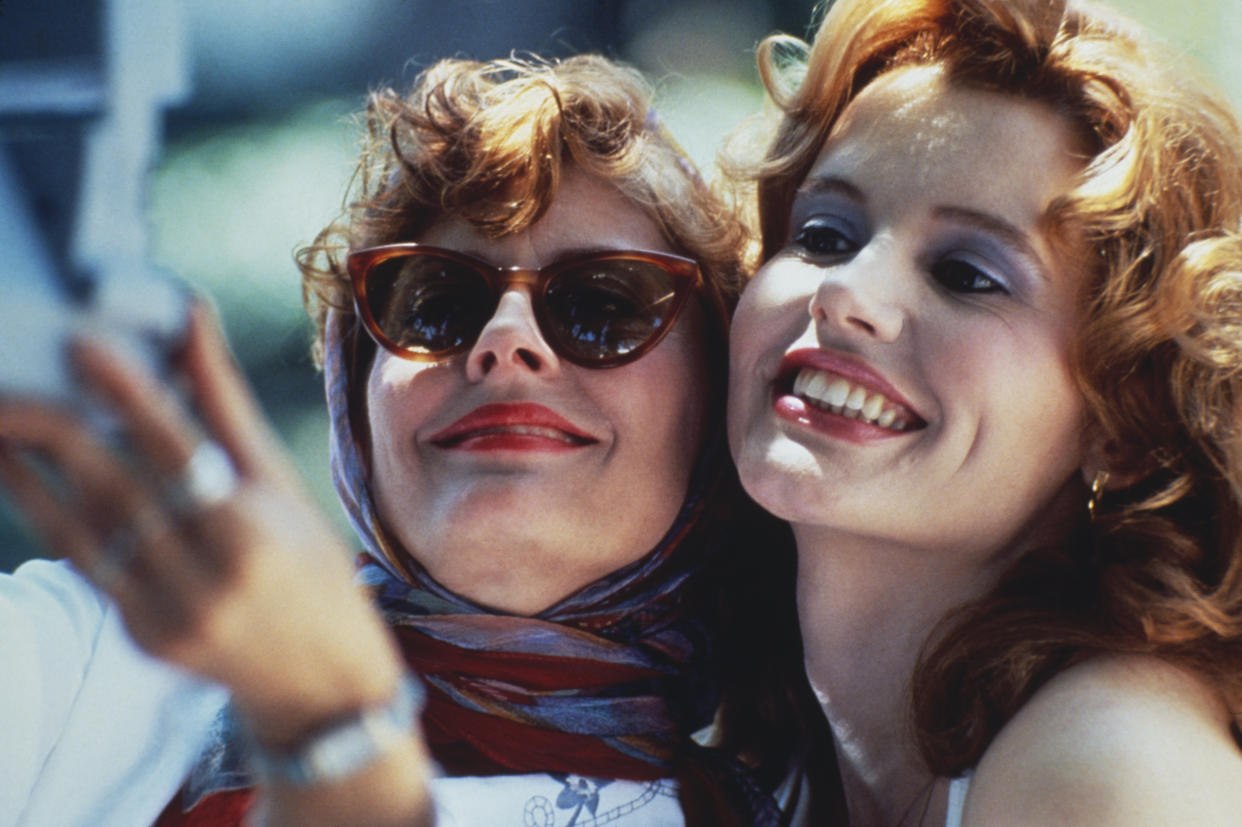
[0, 54, 806, 826]
[727, 0, 1242, 823]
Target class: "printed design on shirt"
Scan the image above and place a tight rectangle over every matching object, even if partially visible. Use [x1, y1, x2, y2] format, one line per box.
[555, 774, 612, 824]
[522, 774, 678, 826]
[525, 794, 555, 827]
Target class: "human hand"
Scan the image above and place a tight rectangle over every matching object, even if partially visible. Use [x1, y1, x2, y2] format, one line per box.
[0, 301, 403, 744]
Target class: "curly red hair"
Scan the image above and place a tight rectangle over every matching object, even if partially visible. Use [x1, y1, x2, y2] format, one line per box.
[294, 53, 814, 799]
[745, 0, 1242, 775]
[297, 54, 749, 370]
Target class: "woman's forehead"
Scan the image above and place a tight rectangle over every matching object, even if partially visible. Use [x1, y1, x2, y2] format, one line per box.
[806, 67, 1082, 227]
[417, 168, 673, 264]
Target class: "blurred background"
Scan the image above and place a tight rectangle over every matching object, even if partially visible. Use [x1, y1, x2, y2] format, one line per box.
[2, 0, 1239, 570]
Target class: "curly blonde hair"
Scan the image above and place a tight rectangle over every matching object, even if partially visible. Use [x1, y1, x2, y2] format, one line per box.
[747, 0, 1242, 775]
[297, 54, 749, 372]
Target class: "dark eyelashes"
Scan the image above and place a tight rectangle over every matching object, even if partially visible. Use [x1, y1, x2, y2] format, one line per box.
[789, 217, 1011, 295]
[791, 220, 858, 256]
[929, 258, 1006, 294]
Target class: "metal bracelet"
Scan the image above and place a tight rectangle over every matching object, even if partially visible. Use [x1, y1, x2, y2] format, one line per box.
[244, 674, 426, 787]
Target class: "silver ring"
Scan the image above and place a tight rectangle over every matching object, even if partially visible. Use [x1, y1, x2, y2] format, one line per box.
[90, 527, 140, 590]
[166, 439, 239, 516]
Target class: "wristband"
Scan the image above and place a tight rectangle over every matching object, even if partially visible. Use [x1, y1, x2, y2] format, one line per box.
[244, 674, 426, 787]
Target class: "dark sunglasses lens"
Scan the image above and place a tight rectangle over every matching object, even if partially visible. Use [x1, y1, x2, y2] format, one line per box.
[364, 254, 493, 355]
[545, 259, 681, 362]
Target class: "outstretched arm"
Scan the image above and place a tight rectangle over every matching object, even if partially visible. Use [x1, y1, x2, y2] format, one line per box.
[0, 302, 432, 827]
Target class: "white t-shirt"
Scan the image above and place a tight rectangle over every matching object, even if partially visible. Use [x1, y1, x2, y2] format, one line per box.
[0, 559, 227, 827]
[432, 774, 683, 826]
[1, 559, 687, 827]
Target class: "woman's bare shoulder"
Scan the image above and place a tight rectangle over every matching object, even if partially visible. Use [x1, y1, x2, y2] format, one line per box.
[961, 654, 1242, 826]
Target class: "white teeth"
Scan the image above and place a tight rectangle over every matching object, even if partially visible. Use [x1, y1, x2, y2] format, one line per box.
[862, 393, 884, 420]
[791, 368, 914, 432]
[806, 371, 831, 400]
[476, 425, 573, 442]
[793, 370, 811, 396]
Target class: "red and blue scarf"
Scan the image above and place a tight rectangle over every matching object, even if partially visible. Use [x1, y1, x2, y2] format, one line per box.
[157, 311, 778, 825]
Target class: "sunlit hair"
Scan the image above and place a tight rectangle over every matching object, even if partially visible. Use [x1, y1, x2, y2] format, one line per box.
[297, 54, 748, 372]
[745, 0, 1242, 776]
[293, 54, 811, 798]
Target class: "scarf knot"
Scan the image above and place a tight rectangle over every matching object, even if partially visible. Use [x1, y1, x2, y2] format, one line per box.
[357, 443, 726, 779]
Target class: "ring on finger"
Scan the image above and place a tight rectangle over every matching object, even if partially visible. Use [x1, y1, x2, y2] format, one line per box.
[165, 439, 239, 516]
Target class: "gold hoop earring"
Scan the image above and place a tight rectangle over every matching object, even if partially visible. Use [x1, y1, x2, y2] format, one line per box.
[1088, 470, 1110, 521]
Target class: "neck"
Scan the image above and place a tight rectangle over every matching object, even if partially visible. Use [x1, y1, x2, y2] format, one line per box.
[793, 524, 1007, 826]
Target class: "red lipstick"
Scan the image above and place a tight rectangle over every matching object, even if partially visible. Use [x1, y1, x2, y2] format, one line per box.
[429, 403, 597, 452]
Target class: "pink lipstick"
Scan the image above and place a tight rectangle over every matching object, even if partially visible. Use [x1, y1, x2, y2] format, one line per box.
[773, 349, 926, 442]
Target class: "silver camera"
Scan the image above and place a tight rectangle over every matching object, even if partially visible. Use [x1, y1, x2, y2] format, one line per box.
[0, 0, 190, 406]
[0, 151, 187, 406]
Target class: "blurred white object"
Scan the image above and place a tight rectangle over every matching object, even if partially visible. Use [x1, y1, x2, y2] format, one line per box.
[0, 0, 190, 404]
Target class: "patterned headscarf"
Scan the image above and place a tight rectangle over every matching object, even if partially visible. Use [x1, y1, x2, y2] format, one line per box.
[158, 309, 779, 826]
[323, 308, 726, 776]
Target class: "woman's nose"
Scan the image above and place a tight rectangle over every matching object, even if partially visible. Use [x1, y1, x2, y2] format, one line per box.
[807, 254, 906, 343]
[464, 288, 561, 381]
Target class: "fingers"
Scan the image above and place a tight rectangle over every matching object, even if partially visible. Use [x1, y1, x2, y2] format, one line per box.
[178, 301, 292, 482]
[0, 300, 288, 583]
[0, 406, 226, 649]
[0, 422, 175, 591]
[0, 402, 164, 531]
[0, 298, 373, 698]
[69, 338, 200, 477]
[65, 316, 252, 524]
[39, 340, 239, 542]
[67, 299, 299, 497]
[0, 439, 98, 564]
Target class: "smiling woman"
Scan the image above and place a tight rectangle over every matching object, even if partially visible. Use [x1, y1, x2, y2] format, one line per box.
[732, 67, 1088, 556]
[153, 54, 802, 826]
[362, 169, 712, 614]
[726, 0, 1242, 824]
[0, 53, 810, 827]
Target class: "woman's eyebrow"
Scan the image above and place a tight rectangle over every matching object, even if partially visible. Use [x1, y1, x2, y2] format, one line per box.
[796, 175, 866, 204]
[934, 205, 1047, 278]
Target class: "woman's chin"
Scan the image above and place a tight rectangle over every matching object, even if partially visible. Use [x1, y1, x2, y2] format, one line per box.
[734, 438, 827, 518]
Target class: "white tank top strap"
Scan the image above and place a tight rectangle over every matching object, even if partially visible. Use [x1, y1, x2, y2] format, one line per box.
[944, 773, 972, 827]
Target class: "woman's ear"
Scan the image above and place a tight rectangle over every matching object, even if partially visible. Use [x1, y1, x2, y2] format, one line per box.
[1079, 430, 1146, 492]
